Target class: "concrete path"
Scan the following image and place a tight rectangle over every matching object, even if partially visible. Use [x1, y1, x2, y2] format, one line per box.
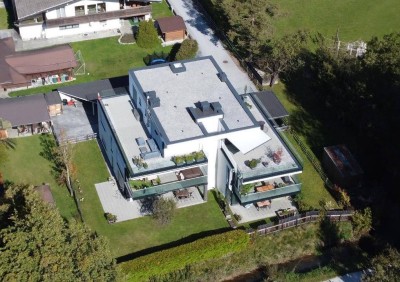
[167, 0, 257, 94]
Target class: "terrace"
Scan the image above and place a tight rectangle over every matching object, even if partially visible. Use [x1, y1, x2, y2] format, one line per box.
[127, 165, 208, 200]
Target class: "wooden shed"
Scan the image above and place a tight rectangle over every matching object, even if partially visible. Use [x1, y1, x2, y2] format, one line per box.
[156, 16, 186, 42]
[323, 145, 364, 189]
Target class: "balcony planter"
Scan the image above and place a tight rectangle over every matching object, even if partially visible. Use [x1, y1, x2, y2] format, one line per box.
[246, 158, 260, 169]
[173, 156, 186, 166]
[185, 154, 195, 164]
[194, 151, 206, 162]
[240, 184, 254, 195]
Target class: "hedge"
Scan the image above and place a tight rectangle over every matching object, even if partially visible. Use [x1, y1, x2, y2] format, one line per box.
[120, 229, 249, 281]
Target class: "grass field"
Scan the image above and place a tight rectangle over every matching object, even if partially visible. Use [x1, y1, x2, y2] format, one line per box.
[72, 141, 228, 258]
[0, 135, 78, 220]
[9, 37, 173, 97]
[0, 8, 9, 29]
[151, 1, 174, 19]
[272, 0, 400, 43]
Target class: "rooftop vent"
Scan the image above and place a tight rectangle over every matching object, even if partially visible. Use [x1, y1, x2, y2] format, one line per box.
[211, 102, 222, 112]
[169, 62, 186, 74]
[199, 101, 210, 112]
[217, 72, 227, 82]
[145, 91, 160, 108]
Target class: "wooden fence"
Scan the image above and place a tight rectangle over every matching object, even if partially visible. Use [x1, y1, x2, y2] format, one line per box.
[58, 132, 98, 145]
[247, 210, 353, 236]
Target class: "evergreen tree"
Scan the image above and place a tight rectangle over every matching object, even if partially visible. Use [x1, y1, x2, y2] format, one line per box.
[175, 39, 198, 61]
[136, 20, 160, 49]
[0, 184, 117, 281]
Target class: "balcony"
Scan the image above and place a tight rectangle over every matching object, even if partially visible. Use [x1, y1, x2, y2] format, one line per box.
[234, 176, 301, 204]
[46, 6, 151, 28]
[128, 166, 208, 200]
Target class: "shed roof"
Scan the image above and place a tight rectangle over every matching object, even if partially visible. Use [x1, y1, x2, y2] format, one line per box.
[251, 91, 289, 119]
[157, 16, 186, 33]
[0, 95, 51, 127]
[44, 91, 62, 105]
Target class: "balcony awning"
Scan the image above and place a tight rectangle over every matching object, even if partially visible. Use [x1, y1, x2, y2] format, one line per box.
[228, 128, 271, 154]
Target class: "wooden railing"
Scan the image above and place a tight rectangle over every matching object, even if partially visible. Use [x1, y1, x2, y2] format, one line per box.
[247, 210, 353, 236]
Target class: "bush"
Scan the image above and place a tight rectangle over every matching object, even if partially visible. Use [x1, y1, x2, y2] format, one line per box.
[152, 197, 176, 225]
[136, 20, 160, 48]
[120, 230, 249, 281]
[175, 39, 198, 60]
[246, 158, 260, 169]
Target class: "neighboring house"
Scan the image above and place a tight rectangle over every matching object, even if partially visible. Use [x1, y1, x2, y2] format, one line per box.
[98, 56, 303, 209]
[0, 92, 61, 138]
[10, 0, 152, 40]
[156, 15, 186, 43]
[0, 37, 77, 90]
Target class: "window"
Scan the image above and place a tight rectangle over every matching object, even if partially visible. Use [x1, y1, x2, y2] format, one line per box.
[75, 5, 85, 16]
[87, 4, 96, 14]
[59, 24, 79, 30]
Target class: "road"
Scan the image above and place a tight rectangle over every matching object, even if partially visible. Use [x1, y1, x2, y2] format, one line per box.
[167, 0, 257, 94]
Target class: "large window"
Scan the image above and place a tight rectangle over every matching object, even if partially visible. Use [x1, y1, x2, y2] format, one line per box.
[87, 4, 97, 14]
[59, 24, 79, 30]
[74, 5, 85, 16]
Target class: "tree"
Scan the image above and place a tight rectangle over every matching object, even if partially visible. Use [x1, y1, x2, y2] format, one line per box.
[219, 0, 278, 58]
[256, 30, 308, 86]
[0, 184, 118, 281]
[152, 197, 176, 225]
[136, 20, 160, 49]
[352, 207, 372, 238]
[363, 247, 400, 281]
[175, 39, 198, 61]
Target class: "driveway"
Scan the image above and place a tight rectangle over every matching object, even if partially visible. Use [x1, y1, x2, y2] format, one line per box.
[167, 0, 257, 94]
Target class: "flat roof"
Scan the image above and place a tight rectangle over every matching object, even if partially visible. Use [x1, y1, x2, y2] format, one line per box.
[130, 57, 256, 142]
[0, 94, 50, 127]
[251, 91, 289, 119]
[102, 94, 174, 174]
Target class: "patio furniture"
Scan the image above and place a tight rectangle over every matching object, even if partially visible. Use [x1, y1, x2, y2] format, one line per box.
[256, 200, 271, 210]
[174, 189, 190, 199]
[179, 167, 203, 179]
[136, 137, 145, 146]
[256, 184, 274, 192]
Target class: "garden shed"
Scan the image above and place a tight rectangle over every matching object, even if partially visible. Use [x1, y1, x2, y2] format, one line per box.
[156, 16, 186, 42]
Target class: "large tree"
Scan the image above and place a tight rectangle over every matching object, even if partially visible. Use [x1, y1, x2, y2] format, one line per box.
[0, 184, 118, 281]
[219, 0, 278, 58]
[257, 30, 308, 86]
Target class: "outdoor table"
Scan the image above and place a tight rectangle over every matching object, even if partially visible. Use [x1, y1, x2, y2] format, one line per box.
[256, 184, 274, 192]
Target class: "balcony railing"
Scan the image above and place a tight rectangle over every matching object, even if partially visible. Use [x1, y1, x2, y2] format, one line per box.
[234, 177, 301, 204]
[128, 175, 208, 199]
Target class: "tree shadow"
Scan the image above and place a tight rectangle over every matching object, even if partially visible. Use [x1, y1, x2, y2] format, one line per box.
[38, 134, 61, 180]
[317, 217, 342, 251]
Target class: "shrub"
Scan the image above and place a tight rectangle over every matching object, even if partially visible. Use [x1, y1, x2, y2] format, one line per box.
[175, 39, 198, 60]
[105, 212, 117, 223]
[351, 207, 372, 238]
[246, 158, 260, 169]
[136, 20, 159, 48]
[152, 197, 176, 225]
[240, 184, 254, 195]
[185, 154, 195, 163]
[194, 151, 206, 161]
[120, 230, 249, 281]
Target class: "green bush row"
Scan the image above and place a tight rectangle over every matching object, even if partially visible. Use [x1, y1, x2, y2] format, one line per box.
[120, 230, 249, 281]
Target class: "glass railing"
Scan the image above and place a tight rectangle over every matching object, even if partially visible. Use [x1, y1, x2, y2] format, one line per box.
[239, 162, 301, 181]
[129, 175, 208, 199]
[235, 182, 302, 204]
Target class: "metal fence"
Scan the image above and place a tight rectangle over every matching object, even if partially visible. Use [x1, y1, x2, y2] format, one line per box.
[248, 210, 353, 236]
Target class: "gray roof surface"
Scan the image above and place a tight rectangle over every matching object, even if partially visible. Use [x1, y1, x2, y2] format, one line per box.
[131, 57, 255, 142]
[58, 79, 113, 101]
[44, 91, 62, 105]
[251, 91, 289, 119]
[14, 0, 74, 20]
[0, 95, 50, 126]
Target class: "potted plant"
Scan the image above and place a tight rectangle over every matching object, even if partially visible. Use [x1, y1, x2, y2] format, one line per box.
[194, 151, 206, 162]
[246, 158, 260, 169]
[173, 156, 185, 166]
[105, 212, 117, 224]
[185, 154, 195, 164]
[240, 184, 254, 195]
[143, 162, 148, 169]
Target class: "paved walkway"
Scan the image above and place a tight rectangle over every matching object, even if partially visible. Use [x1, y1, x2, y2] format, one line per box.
[167, 0, 257, 94]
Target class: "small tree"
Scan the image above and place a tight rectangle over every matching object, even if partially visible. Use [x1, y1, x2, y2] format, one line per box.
[54, 131, 75, 196]
[352, 207, 372, 238]
[337, 187, 352, 209]
[152, 197, 176, 225]
[136, 20, 159, 49]
[175, 39, 198, 61]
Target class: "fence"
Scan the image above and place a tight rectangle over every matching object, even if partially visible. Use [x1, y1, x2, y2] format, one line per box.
[58, 133, 98, 145]
[248, 210, 353, 236]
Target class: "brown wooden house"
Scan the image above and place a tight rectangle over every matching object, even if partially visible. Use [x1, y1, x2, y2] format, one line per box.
[156, 15, 186, 42]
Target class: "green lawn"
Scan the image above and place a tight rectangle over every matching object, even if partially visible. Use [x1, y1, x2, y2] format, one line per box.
[272, 0, 400, 43]
[72, 141, 228, 258]
[151, 1, 173, 19]
[0, 135, 78, 220]
[9, 37, 172, 97]
[0, 8, 9, 29]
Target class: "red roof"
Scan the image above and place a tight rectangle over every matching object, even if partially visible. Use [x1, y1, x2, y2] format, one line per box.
[157, 16, 186, 33]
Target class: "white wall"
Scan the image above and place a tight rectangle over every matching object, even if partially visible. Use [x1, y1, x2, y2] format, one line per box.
[45, 19, 120, 38]
[19, 24, 44, 40]
[197, 115, 223, 133]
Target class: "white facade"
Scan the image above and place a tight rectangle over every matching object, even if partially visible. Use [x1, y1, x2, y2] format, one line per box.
[18, 0, 150, 40]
